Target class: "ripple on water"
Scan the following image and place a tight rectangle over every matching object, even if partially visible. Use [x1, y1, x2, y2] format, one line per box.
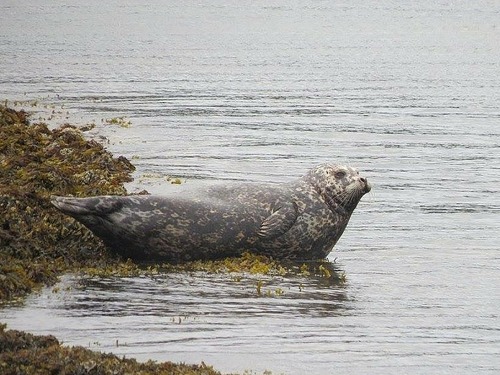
[1, 0, 500, 374]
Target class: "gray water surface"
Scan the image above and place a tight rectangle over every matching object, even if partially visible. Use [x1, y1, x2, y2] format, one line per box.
[1, 0, 500, 374]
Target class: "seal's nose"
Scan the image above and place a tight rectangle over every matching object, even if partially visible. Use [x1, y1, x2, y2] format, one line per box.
[360, 177, 371, 193]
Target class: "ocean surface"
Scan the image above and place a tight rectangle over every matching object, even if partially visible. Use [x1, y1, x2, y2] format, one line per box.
[1, 1, 499, 374]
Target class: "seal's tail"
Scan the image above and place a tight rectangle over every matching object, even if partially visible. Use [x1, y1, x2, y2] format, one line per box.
[51, 196, 123, 217]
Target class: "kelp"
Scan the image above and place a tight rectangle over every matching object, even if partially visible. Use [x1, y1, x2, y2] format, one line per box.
[161, 251, 345, 283]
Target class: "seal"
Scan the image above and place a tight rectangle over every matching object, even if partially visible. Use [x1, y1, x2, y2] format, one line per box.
[51, 163, 371, 262]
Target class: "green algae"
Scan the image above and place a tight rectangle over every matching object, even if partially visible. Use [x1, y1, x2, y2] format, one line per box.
[161, 251, 288, 276]
[162, 251, 345, 282]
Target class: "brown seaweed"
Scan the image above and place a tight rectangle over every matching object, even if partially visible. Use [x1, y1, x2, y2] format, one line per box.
[0, 104, 134, 302]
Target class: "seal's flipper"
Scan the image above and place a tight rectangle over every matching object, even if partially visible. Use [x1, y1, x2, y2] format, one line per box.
[51, 196, 123, 217]
[258, 201, 298, 239]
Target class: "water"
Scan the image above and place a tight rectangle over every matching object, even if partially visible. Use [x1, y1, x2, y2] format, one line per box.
[1, 0, 500, 374]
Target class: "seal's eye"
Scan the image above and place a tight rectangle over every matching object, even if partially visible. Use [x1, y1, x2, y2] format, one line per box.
[334, 171, 346, 179]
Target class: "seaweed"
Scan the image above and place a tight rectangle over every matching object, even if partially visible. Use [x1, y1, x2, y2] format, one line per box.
[0, 104, 134, 302]
[0, 323, 224, 375]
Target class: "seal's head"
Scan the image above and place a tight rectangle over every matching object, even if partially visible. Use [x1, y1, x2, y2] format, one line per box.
[304, 164, 371, 214]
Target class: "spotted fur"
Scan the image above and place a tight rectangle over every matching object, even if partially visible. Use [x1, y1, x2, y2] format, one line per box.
[51, 163, 371, 262]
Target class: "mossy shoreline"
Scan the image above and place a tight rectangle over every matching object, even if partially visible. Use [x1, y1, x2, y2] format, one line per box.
[0, 104, 134, 302]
